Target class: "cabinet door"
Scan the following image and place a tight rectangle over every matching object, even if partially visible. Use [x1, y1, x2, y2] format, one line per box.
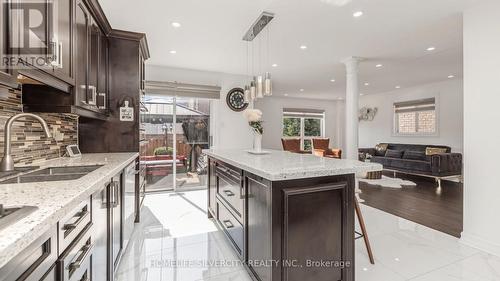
[88, 20, 99, 107]
[111, 173, 123, 272]
[247, 176, 272, 281]
[92, 186, 109, 281]
[74, 0, 89, 107]
[51, 0, 74, 83]
[97, 30, 108, 110]
[0, 0, 18, 88]
[208, 159, 217, 217]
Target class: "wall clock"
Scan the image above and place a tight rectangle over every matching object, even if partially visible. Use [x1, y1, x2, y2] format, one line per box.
[226, 88, 248, 112]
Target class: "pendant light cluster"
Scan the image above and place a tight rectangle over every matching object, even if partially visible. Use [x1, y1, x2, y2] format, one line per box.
[242, 12, 274, 103]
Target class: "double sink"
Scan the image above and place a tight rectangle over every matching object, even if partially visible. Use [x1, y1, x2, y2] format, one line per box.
[0, 165, 103, 184]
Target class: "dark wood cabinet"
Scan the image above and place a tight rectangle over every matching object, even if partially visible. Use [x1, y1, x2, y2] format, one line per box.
[97, 29, 108, 109]
[0, 0, 18, 88]
[73, 0, 107, 113]
[208, 159, 217, 218]
[208, 157, 355, 281]
[74, 0, 89, 108]
[246, 175, 272, 281]
[50, 0, 74, 84]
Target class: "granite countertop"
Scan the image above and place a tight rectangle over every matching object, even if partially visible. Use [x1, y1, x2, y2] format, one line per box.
[203, 149, 382, 181]
[0, 152, 138, 269]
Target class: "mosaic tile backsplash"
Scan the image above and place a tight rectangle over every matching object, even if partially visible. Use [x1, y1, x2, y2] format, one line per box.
[0, 86, 78, 165]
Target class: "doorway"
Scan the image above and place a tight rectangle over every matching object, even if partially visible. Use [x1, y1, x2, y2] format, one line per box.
[141, 96, 211, 192]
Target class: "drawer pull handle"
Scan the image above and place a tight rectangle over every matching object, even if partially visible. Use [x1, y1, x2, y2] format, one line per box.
[63, 210, 89, 230]
[223, 220, 234, 229]
[69, 243, 94, 271]
[223, 190, 235, 197]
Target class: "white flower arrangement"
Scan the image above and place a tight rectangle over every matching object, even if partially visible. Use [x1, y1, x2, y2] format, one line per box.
[242, 109, 263, 134]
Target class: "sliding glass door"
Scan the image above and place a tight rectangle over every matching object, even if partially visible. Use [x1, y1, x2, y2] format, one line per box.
[141, 96, 211, 192]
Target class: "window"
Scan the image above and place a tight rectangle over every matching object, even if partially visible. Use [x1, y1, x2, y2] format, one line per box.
[282, 108, 325, 150]
[394, 98, 437, 135]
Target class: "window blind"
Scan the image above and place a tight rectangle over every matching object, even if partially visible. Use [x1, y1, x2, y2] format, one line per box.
[283, 108, 325, 118]
[145, 81, 222, 99]
[394, 98, 435, 114]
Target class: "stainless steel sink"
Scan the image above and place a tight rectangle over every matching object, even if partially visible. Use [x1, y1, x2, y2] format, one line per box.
[0, 204, 38, 231]
[0, 165, 103, 184]
[28, 165, 103, 175]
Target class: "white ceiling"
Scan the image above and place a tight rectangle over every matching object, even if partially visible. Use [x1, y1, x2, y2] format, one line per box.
[100, 0, 482, 100]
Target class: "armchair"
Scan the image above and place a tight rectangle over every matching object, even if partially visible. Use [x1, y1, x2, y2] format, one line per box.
[312, 138, 342, 159]
[281, 138, 310, 154]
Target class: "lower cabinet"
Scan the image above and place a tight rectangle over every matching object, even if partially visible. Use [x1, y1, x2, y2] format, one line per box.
[92, 185, 109, 281]
[0, 227, 58, 281]
[208, 156, 356, 281]
[0, 160, 138, 281]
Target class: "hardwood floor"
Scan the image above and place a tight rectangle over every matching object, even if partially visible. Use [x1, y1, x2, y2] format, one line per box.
[359, 172, 463, 237]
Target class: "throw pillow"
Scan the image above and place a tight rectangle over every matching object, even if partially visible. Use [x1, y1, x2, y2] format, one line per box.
[385, 149, 404, 158]
[375, 143, 389, 156]
[403, 150, 426, 161]
[425, 147, 447, 156]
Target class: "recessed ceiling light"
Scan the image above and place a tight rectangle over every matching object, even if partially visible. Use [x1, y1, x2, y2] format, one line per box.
[375, 64, 383, 68]
[171, 22, 181, 28]
[364, 82, 370, 86]
[360, 93, 364, 96]
[330, 79, 336, 82]
[284, 93, 289, 96]
[300, 45, 307, 50]
[272, 63, 278, 67]
[299, 89, 304, 92]
[169, 50, 177, 54]
[395, 85, 401, 89]
[426, 46, 436, 51]
[448, 75, 455, 79]
[353, 11, 364, 18]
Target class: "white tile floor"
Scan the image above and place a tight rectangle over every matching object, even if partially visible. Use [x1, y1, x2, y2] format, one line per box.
[116, 190, 500, 281]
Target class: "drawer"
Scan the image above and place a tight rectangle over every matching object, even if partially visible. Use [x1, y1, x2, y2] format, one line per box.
[217, 201, 244, 257]
[216, 166, 244, 221]
[0, 227, 58, 281]
[58, 224, 94, 281]
[58, 198, 91, 253]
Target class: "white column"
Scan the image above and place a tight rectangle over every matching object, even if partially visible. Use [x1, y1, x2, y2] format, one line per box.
[342, 57, 361, 160]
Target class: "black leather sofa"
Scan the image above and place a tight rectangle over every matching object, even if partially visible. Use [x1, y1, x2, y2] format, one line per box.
[359, 143, 462, 185]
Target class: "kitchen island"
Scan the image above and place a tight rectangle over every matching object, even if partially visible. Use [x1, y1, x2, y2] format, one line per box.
[204, 149, 382, 281]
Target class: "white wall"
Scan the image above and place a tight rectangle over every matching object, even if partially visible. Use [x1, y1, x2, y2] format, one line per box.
[146, 65, 254, 150]
[461, 0, 500, 257]
[254, 96, 344, 151]
[358, 79, 464, 152]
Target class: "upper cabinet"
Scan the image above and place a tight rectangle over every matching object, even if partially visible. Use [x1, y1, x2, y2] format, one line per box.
[0, 0, 19, 88]
[51, 0, 75, 84]
[1, 0, 146, 121]
[22, 0, 112, 119]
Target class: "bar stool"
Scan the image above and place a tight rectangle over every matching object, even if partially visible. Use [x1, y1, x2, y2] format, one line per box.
[355, 196, 375, 264]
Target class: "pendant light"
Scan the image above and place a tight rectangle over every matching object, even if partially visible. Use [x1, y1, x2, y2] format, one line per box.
[250, 80, 256, 100]
[242, 12, 274, 101]
[264, 26, 272, 96]
[244, 42, 251, 103]
[264, 72, 272, 96]
[256, 75, 264, 98]
[244, 85, 251, 103]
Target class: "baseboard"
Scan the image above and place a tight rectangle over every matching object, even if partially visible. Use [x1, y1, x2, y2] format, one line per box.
[460, 231, 500, 257]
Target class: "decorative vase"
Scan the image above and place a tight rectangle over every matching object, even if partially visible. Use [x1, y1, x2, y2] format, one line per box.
[253, 132, 262, 152]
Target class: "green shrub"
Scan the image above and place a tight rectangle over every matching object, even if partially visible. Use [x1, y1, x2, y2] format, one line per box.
[154, 146, 174, 155]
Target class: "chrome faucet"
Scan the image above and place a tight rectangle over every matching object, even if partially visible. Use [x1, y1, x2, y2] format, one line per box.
[0, 113, 52, 172]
